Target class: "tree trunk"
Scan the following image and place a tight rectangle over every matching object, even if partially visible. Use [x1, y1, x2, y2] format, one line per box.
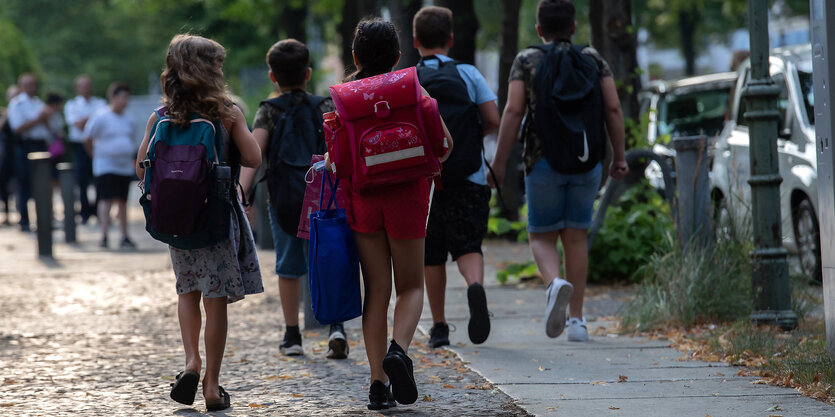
[679, 10, 698, 76]
[388, 0, 422, 69]
[498, 0, 522, 113]
[281, 3, 308, 43]
[435, 0, 479, 65]
[589, 0, 641, 122]
[339, 0, 380, 78]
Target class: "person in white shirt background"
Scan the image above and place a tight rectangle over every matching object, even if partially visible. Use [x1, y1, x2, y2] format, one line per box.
[7, 73, 64, 232]
[83, 82, 137, 249]
[65, 75, 106, 224]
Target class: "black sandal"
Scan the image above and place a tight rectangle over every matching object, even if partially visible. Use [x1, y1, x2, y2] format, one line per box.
[169, 370, 199, 405]
[206, 386, 231, 412]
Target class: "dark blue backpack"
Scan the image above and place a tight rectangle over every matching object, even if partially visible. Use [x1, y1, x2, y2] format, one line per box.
[264, 93, 327, 235]
[531, 42, 605, 174]
[139, 108, 232, 249]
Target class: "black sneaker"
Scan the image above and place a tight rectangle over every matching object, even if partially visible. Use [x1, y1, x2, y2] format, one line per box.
[279, 330, 303, 356]
[367, 380, 396, 410]
[99, 236, 108, 248]
[382, 340, 417, 405]
[326, 323, 349, 359]
[428, 322, 450, 348]
[467, 282, 490, 344]
[120, 237, 136, 249]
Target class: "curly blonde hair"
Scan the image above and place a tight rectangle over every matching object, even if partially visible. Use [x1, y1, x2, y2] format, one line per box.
[161, 34, 235, 126]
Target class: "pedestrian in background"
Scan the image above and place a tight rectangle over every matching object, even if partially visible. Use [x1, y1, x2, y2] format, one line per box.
[83, 82, 136, 249]
[65, 75, 106, 224]
[0, 85, 21, 225]
[7, 73, 62, 232]
[135, 34, 263, 412]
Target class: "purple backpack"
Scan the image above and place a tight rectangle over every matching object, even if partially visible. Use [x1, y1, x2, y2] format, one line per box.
[139, 108, 232, 249]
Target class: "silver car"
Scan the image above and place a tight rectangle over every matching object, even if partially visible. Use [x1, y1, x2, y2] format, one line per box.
[711, 44, 819, 279]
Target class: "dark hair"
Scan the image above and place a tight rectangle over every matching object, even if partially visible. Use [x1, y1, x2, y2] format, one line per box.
[413, 6, 453, 50]
[106, 82, 131, 98]
[45, 92, 64, 105]
[348, 19, 400, 81]
[161, 34, 235, 126]
[266, 39, 310, 88]
[537, 0, 575, 41]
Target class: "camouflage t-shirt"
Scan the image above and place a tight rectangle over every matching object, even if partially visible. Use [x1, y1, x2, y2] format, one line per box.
[509, 41, 612, 172]
[252, 89, 335, 142]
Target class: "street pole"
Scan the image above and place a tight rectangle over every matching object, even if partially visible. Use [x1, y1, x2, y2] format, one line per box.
[745, 0, 797, 329]
[810, 0, 835, 355]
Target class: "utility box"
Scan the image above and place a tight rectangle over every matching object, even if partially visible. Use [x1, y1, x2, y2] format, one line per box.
[810, 0, 835, 356]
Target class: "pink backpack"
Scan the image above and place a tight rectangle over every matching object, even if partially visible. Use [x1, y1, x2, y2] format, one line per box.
[324, 67, 447, 193]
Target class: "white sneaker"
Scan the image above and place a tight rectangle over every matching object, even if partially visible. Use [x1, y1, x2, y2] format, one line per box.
[544, 278, 574, 338]
[566, 317, 589, 342]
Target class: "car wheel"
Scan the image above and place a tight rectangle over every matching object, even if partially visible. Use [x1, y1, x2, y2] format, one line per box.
[713, 198, 733, 244]
[793, 199, 822, 282]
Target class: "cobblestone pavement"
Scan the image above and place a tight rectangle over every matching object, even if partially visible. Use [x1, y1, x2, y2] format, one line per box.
[0, 228, 529, 416]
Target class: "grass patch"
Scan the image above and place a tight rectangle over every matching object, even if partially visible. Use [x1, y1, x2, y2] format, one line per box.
[618, 232, 751, 331]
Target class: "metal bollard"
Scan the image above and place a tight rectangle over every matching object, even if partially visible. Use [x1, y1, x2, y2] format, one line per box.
[673, 136, 711, 252]
[301, 274, 324, 330]
[253, 161, 274, 250]
[57, 162, 76, 243]
[28, 152, 53, 257]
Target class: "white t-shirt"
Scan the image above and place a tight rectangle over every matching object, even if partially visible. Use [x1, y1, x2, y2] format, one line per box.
[65, 95, 107, 143]
[7, 92, 56, 141]
[83, 108, 136, 177]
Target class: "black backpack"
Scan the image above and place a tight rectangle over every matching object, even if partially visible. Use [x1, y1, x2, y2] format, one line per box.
[264, 92, 327, 235]
[417, 55, 484, 185]
[530, 42, 605, 174]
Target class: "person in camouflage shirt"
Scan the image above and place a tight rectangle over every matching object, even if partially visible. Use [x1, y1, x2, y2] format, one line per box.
[489, 0, 628, 342]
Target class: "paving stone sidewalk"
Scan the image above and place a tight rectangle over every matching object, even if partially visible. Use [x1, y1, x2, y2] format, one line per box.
[0, 202, 527, 416]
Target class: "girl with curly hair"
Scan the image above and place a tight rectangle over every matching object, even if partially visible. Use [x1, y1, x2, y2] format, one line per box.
[135, 34, 263, 412]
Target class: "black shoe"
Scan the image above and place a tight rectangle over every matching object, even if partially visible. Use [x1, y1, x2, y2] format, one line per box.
[428, 322, 450, 348]
[99, 236, 108, 248]
[367, 380, 396, 410]
[279, 330, 303, 356]
[327, 323, 349, 359]
[382, 340, 417, 405]
[120, 236, 136, 249]
[169, 370, 199, 405]
[467, 282, 490, 344]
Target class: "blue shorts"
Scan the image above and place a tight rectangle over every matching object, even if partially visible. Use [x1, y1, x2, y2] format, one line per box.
[268, 205, 308, 278]
[525, 159, 601, 233]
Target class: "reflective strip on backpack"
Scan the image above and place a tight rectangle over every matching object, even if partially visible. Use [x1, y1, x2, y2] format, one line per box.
[364, 146, 425, 167]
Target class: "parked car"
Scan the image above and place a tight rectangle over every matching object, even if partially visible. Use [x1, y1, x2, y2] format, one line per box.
[638, 72, 737, 191]
[711, 44, 819, 279]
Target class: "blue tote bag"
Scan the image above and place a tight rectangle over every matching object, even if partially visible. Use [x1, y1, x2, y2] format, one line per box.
[308, 170, 362, 324]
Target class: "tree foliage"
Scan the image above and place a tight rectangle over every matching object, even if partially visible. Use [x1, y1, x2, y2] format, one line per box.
[0, 19, 40, 96]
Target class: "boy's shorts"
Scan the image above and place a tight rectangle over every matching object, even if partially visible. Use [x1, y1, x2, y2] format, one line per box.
[425, 181, 491, 266]
[525, 159, 601, 233]
[346, 179, 431, 240]
[268, 205, 308, 278]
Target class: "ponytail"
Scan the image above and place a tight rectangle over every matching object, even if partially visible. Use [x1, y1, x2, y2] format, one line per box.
[347, 19, 401, 81]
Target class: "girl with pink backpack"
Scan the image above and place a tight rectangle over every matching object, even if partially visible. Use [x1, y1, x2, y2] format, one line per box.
[325, 18, 453, 410]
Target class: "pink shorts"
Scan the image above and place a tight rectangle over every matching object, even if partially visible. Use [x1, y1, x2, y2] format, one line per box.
[346, 179, 431, 240]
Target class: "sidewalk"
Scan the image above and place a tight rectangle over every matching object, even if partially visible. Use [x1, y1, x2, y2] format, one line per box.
[427, 241, 835, 416]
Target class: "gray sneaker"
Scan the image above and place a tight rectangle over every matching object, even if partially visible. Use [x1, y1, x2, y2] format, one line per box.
[544, 279, 573, 338]
[566, 317, 589, 342]
[326, 323, 349, 359]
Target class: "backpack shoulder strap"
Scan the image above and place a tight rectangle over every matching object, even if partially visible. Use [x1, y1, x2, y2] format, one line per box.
[307, 95, 327, 111]
[417, 55, 441, 67]
[262, 95, 291, 113]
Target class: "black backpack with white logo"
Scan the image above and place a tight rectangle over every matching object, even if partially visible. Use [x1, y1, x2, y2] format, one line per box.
[417, 55, 483, 185]
[530, 42, 605, 174]
[264, 92, 327, 235]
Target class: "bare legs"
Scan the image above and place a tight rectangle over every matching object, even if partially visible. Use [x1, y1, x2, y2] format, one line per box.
[425, 252, 484, 324]
[98, 198, 130, 241]
[529, 228, 588, 319]
[177, 291, 228, 402]
[278, 277, 301, 327]
[355, 231, 424, 383]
